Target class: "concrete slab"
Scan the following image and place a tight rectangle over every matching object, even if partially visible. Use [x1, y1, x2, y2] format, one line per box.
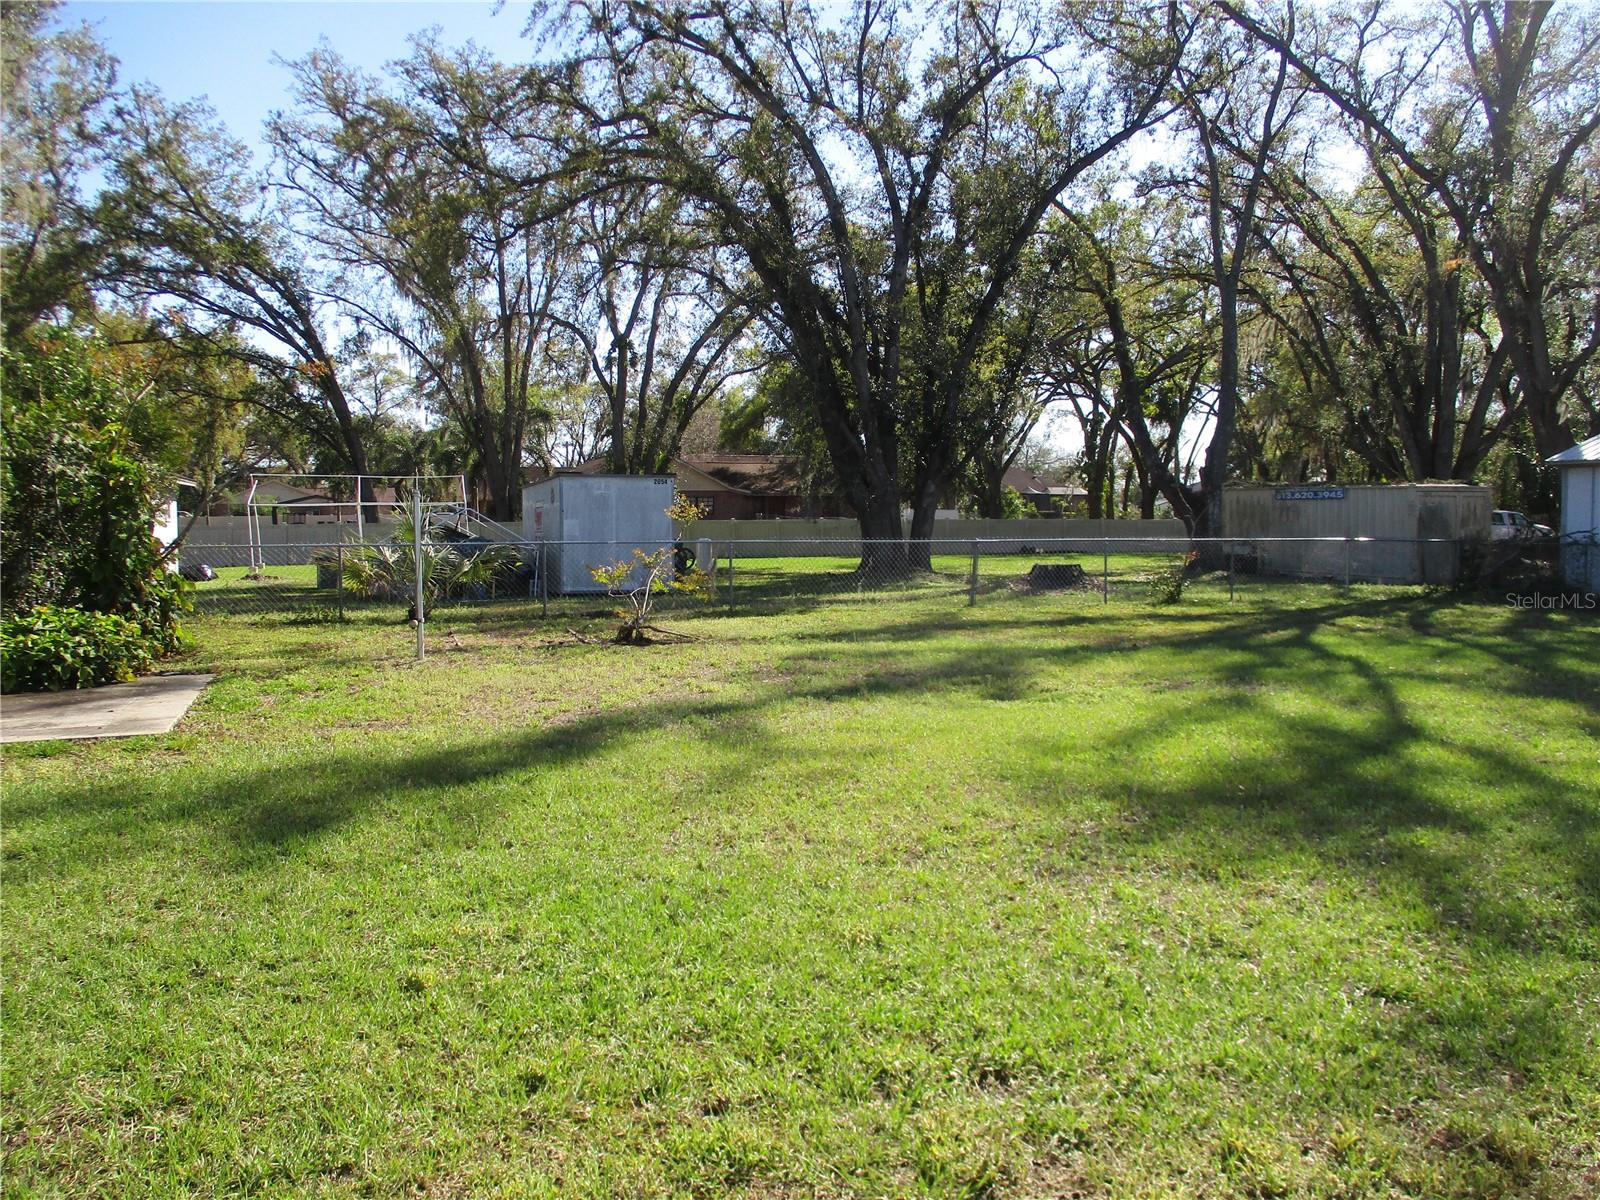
[0, 674, 214, 743]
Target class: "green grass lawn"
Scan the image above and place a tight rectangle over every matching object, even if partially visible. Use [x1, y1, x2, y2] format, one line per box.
[3, 582, 1597, 1197]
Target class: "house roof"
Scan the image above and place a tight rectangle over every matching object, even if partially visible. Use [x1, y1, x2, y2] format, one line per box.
[244, 481, 402, 507]
[273, 493, 339, 507]
[1002, 466, 1085, 498]
[541, 454, 806, 498]
[677, 455, 803, 497]
[521, 460, 610, 484]
[1547, 435, 1600, 466]
[229, 480, 326, 503]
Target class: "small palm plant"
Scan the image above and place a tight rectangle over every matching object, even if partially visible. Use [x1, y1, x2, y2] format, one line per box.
[319, 536, 523, 611]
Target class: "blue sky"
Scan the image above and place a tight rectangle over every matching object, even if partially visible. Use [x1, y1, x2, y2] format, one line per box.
[68, 2, 535, 162]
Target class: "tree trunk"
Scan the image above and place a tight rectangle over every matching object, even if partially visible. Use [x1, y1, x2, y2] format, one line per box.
[857, 489, 909, 575]
[323, 378, 378, 532]
[608, 341, 629, 472]
[1137, 453, 1157, 519]
[975, 459, 1007, 519]
[801, 357, 908, 572]
[1196, 270, 1241, 541]
[906, 475, 942, 571]
[482, 460, 516, 521]
[1084, 446, 1101, 520]
[906, 433, 962, 569]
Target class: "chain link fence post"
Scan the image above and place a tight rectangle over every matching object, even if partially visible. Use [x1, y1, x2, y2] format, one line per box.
[337, 542, 345, 620]
[969, 540, 979, 606]
[413, 486, 425, 660]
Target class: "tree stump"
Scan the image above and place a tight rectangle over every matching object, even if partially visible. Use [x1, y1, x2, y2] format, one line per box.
[1027, 563, 1086, 589]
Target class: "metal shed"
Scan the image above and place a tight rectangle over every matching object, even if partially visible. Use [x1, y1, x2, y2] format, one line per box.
[1221, 483, 1492, 584]
[1548, 436, 1600, 594]
[522, 474, 677, 593]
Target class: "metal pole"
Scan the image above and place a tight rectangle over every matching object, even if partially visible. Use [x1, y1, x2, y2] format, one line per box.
[539, 541, 548, 618]
[699, 539, 715, 599]
[1102, 541, 1109, 604]
[413, 483, 425, 660]
[728, 551, 735, 597]
[244, 478, 256, 574]
[1228, 542, 1235, 604]
[1343, 536, 1352, 590]
[337, 543, 345, 620]
[969, 540, 979, 606]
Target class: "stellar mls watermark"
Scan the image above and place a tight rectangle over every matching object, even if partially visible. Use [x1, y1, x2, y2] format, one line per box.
[1506, 592, 1598, 610]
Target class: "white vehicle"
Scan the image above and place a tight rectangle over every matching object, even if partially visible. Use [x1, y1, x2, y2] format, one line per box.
[1490, 510, 1555, 541]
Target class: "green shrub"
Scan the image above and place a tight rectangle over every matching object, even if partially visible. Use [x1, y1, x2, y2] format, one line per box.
[1146, 554, 1192, 604]
[998, 485, 1031, 520]
[122, 571, 191, 653]
[1, 606, 156, 693]
[1, 336, 191, 660]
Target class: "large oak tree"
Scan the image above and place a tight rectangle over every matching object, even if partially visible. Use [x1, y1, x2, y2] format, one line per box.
[540, 0, 1189, 565]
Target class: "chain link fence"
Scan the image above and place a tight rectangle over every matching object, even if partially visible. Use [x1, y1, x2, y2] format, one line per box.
[176, 533, 1532, 627]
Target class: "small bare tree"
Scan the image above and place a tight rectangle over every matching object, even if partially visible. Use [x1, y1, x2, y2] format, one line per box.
[590, 495, 708, 644]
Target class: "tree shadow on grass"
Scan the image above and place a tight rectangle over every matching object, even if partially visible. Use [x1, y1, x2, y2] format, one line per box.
[794, 589, 1598, 714]
[190, 577, 341, 618]
[2, 688, 783, 874]
[8, 588, 1597, 1185]
[992, 631, 1599, 1113]
[773, 589, 1599, 955]
[6, 591, 1593, 1200]
[1038, 635, 1595, 951]
[9, 591, 1595, 959]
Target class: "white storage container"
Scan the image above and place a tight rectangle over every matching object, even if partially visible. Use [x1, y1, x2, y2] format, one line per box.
[522, 474, 678, 593]
[1221, 483, 1492, 584]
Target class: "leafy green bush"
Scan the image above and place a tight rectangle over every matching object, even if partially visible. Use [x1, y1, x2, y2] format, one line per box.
[1146, 555, 1192, 605]
[998, 485, 1031, 519]
[1, 336, 191, 668]
[1, 606, 155, 693]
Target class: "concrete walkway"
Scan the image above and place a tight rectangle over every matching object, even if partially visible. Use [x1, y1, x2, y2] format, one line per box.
[0, 674, 214, 743]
